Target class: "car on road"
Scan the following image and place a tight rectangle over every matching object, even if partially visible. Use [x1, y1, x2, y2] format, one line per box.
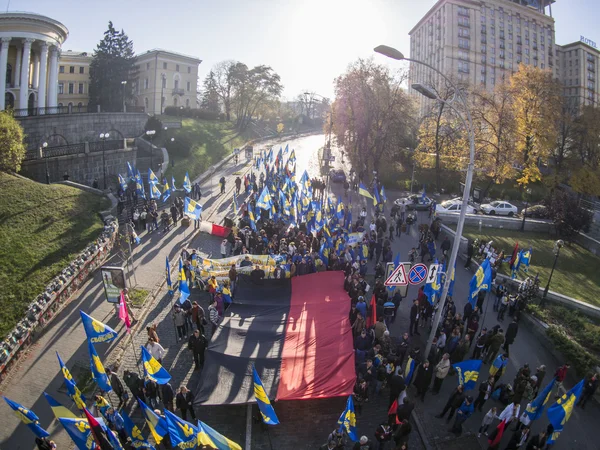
[329, 169, 346, 183]
[436, 200, 478, 214]
[522, 204, 549, 219]
[480, 200, 518, 216]
[394, 194, 433, 211]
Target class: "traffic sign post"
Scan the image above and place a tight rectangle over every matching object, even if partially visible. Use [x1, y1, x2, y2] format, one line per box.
[385, 264, 408, 286]
[426, 264, 440, 284]
[408, 263, 428, 285]
[386, 262, 411, 297]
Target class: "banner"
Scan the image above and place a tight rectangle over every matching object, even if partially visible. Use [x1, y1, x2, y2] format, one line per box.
[100, 266, 126, 303]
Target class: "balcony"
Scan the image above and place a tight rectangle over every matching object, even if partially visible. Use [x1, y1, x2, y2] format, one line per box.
[589, 67, 596, 73]
[172, 88, 185, 96]
[458, 67, 470, 74]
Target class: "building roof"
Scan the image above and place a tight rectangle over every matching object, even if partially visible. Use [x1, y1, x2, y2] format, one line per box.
[558, 40, 600, 53]
[136, 48, 201, 64]
[0, 11, 68, 41]
[61, 50, 92, 58]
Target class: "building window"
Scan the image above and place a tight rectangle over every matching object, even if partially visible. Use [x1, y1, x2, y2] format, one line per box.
[458, 61, 470, 73]
[68, 83, 74, 94]
[69, 66, 75, 74]
[491, 56, 496, 65]
[186, 81, 191, 91]
[58, 82, 64, 94]
[146, 62, 150, 70]
[59, 66, 65, 73]
[78, 83, 84, 94]
[187, 67, 191, 73]
[458, 50, 469, 61]
[458, 38, 470, 49]
[78, 102, 83, 108]
[176, 64, 180, 72]
[458, 17, 470, 27]
[144, 78, 149, 89]
[174, 79, 179, 89]
[79, 66, 84, 74]
[163, 62, 167, 69]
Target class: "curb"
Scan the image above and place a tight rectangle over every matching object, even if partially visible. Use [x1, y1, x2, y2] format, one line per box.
[411, 409, 435, 450]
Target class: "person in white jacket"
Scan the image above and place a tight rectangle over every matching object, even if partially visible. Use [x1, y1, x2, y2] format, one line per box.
[146, 338, 166, 363]
[498, 401, 520, 425]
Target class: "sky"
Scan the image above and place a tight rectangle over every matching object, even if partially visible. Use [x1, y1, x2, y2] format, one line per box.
[5, 0, 600, 100]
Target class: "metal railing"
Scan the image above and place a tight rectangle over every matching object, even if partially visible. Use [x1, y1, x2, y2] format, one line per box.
[89, 139, 123, 153]
[8, 104, 145, 117]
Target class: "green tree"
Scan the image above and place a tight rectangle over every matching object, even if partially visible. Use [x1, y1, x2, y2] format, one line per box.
[0, 111, 26, 172]
[546, 190, 593, 240]
[89, 21, 137, 112]
[201, 70, 221, 114]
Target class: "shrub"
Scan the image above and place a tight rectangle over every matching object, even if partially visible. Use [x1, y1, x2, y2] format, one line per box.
[144, 116, 164, 139]
[0, 111, 26, 172]
[163, 106, 221, 121]
[546, 325, 599, 376]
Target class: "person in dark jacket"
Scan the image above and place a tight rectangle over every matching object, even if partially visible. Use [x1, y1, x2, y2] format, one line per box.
[388, 372, 406, 408]
[176, 386, 196, 421]
[464, 240, 474, 268]
[505, 425, 530, 449]
[503, 318, 519, 356]
[413, 360, 433, 401]
[409, 299, 420, 336]
[396, 398, 414, 423]
[474, 376, 495, 412]
[526, 430, 547, 450]
[187, 330, 208, 371]
[105, 368, 127, 408]
[161, 382, 175, 412]
[436, 384, 465, 422]
[449, 396, 474, 435]
[577, 372, 599, 409]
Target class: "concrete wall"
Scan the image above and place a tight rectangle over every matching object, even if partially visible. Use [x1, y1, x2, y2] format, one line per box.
[20, 147, 137, 187]
[575, 232, 600, 257]
[17, 112, 149, 150]
[436, 212, 554, 233]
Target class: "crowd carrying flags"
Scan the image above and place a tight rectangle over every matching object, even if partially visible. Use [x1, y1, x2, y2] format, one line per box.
[2, 397, 49, 438]
[337, 395, 358, 442]
[358, 182, 373, 200]
[468, 258, 493, 307]
[138, 398, 168, 444]
[43, 392, 77, 420]
[512, 247, 532, 278]
[252, 365, 279, 425]
[58, 417, 94, 450]
[122, 411, 155, 450]
[148, 168, 159, 185]
[141, 346, 171, 385]
[57, 352, 87, 412]
[183, 172, 192, 193]
[183, 197, 202, 220]
[87, 341, 112, 392]
[452, 359, 482, 390]
[80, 311, 118, 344]
[526, 377, 556, 421]
[164, 410, 199, 448]
[546, 379, 585, 445]
[178, 260, 190, 303]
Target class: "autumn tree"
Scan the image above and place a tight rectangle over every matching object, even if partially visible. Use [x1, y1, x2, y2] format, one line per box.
[509, 66, 562, 186]
[332, 59, 416, 179]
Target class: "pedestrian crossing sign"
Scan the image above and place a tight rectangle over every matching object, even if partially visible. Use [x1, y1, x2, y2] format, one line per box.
[384, 264, 408, 286]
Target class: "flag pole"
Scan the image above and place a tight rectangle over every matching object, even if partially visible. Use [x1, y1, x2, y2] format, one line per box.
[131, 333, 142, 377]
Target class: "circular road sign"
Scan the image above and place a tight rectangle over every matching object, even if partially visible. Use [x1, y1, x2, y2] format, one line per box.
[408, 263, 428, 285]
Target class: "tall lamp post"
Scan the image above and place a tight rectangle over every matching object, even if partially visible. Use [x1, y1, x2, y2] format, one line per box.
[100, 132, 110, 189]
[146, 129, 156, 172]
[39, 142, 49, 184]
[375, 44, 476, 359]
[541, 239, 564, 307]
[520, 187, 532, 231]
[121, 80, 127, 112]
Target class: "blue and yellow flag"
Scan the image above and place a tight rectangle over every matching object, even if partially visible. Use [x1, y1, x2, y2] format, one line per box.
[520, 248, 532, 273]
[166, 256, 173, 295]
[178, 259, 190, 303]
[140, 346, 171, 384]
[526, 377, 556, 421]
[148, 168, 159, 185]
[183, 197, 202, 220]
[247, 202, 257, 232]
[58, 417, 95, 450]
[256, 186, 273, 211]
[404, 356, 416, 384]
[87, 341, 112, 392]
[452, 359, 482, 390]
[373, 184, 381, 206]
[164, 409, 199, 447]
[43, 392, 77, 419]
[358, 182, 373, 200]
[162, 182, 171, 202]
[336, 196, 345, 220]
[337, 394, 358, 442]
[150, 183, 162, 200]
[546, 379, 584, 445]
[135, 171, 146, 199]
[299, 170, 310, 191]
[171, 176, 177, 191]
[118, 173, 128, 192]
[122, 410, 155, 449]
[56, 352, 86, 412]
[199, 420, 242, 450]
[183, 172, 192, 193]
[137, 398, 167, 444]
[468, 258, 492, 307]
[252, 365, 279, 425]
[3, 397, 49, 438]
[380, 185, 387, 203]
[127, 162, 135, 180]
[80, 311, 117, 344]
[511, 250, 521, 279]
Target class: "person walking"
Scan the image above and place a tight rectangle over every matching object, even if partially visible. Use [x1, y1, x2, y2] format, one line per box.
[449, 396, 474, 435]
[503, 318, 519, 356]
[474, 376, 495, 412]
[105, 368, 127, 409]
[432, 353, 450, 394]
[161, 382, 175, 412]
[464, 240, 474, 269]
[173, 306, 187, 341]
[553, 363, 570, 398]
[208, 298, 219, 336]
[191, 301, 206, 335]
[498, 401, 521, 426]
[477, 406, 498, 438]
[188, 330, 208, 371]
[374, 423, 392, 450]
[413, 360, 433, 401]
[525, 430, 547, 450]
[436, 384, 465, 422]
[577, 372, 598, 409]
[489, 353, 509, 383]
[483, 329, 504, 364]
[409, 299, 420, 336]
[219, 176, 226, 194]
[235, 176, 242, 195]
[472, 328, 488, 360]
[176, 386, 196, 421]
[146, 337, 165, 364]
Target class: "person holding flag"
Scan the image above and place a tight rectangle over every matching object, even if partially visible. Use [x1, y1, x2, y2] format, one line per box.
[546, 379, 585, 445]
[337, 395, 358, 442]
[141, 345, 171, 384]
[2, 397, 49, 439]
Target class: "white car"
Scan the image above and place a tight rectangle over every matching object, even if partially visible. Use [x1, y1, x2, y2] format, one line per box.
[436, 200, 478, 214]
[480, 201, 518, 216]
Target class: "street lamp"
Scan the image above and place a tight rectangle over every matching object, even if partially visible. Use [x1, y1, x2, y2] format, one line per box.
[39, 142, 49, 184]
[121, 80, 127, 112]
[375, 44, 477, 359]
[100, 132, 110, 189]
[520, 187, 533, 231]
[146, 129, 156, 171]
[541, 239, 564, 306]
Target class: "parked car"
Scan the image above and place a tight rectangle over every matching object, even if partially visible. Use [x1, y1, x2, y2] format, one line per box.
[436, 200, 478, 214]
[329, 169, 346, 183]
[480, 201, 518, 216]
[394, 194, 433, 211]
[521, 204, 549, 219]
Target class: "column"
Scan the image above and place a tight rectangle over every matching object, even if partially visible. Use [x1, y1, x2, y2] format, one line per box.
[32, 52, 39, 89]
[19, 38, 33, 110]
[0, 38, 11, 110]
[37, 42, 48, 112]
[14, 43, 21, 87]
[47, 46, 59, 108]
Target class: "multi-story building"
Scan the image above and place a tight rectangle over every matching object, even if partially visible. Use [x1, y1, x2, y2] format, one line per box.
[409, 0, 556, 115]
[57, 50, 92, 109]
[555, 39, 600, 110]
[133, 49, 201, 115]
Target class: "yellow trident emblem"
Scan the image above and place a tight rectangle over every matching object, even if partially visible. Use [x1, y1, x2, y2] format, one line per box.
[75, 420, 89, 433]
[132, 425, 143, 440]
[177, 422, 195, 437]
[91, 319, 105, 333]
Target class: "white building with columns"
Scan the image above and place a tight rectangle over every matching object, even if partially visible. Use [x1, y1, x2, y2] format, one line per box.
[0, 12, 68, 113]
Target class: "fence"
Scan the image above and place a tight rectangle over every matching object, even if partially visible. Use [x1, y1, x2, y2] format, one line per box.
[23, 140, 128, 161]
[9, 104, 146, 118]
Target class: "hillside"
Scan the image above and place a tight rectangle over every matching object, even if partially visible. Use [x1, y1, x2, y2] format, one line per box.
[0, 173, 109, 337]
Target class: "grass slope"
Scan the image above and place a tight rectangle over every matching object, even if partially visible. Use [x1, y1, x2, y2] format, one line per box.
[0, 173, 109, 337]
[164, 119, 252, 183]
[460, 226, 600, 306]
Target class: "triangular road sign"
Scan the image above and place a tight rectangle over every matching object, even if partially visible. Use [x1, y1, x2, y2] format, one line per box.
[384, 264, 408, 286]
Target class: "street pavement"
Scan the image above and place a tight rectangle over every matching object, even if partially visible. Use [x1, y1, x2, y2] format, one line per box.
[1, 133, 597, 450]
